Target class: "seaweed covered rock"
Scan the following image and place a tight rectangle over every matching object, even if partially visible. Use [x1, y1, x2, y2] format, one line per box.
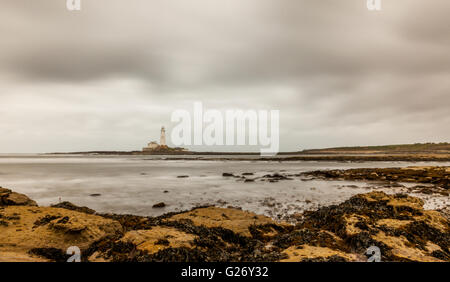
[88, 227, 198, 262]
[78, 192, 450, 262]
[51, 201, 96, 214]
[85, 207, 288, 262]
[294, 191, 450, 262]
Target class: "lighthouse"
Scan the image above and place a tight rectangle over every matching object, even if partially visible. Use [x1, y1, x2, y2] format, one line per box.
[160, 126, 166, 146]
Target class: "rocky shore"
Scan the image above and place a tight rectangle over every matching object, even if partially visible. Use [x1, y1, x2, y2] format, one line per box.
[302, 166, 449, 195]
[1, 181, 449, 262]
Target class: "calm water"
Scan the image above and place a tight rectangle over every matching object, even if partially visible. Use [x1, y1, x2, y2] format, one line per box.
[0, 154, 448, 219]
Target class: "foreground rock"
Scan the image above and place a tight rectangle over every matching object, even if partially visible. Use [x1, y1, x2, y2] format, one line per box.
[0, 196, 122, 261]
[80, 193, 450, 262]
[0, 187, 37, 207]
[1, 189, 448, 262]
[290, 192, 449, 262]
[84, 192, 450, 262]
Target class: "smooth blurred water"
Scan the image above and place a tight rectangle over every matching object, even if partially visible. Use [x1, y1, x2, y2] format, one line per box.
[0, 154, 448, 218]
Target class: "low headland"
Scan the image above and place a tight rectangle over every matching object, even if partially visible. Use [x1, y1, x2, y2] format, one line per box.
[1, 166, 449, 262]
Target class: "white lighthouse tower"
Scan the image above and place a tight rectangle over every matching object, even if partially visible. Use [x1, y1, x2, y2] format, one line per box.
[160, 126, 166, 146]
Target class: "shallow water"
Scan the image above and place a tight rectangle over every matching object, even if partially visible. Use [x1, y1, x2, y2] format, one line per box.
[0, 154, 448, 218]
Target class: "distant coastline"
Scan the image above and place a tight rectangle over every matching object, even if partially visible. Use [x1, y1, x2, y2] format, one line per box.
[43, 142, 450, 162]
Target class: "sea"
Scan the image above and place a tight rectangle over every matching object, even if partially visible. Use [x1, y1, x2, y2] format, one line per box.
[0, 154, 448, 219]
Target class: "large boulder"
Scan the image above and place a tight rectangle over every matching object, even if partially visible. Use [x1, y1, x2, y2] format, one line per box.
[0, 205, 123, 262]
[0, 187, 37, 207]
[0, 188, 122, 262]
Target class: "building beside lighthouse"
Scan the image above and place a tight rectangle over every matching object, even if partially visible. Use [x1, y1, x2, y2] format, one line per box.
[143, 141, 158, 151]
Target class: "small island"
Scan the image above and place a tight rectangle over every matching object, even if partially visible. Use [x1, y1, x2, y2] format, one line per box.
[141, 126, 187, 154]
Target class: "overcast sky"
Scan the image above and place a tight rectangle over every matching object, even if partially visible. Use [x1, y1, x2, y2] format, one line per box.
[1, 0, 449, 153]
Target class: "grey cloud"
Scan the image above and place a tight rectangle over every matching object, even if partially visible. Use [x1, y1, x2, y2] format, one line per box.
[0, 0, 449, 152]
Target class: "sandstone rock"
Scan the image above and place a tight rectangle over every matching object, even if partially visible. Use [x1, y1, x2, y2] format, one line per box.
[0, 205, 122, 261]
[0, 189, 37, 207]
[165, 206, 275, 236]
[281, 245, 358, 262]
[120, 227, 197, 255]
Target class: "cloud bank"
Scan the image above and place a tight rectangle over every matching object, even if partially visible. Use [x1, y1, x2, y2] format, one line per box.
[1, 0, 449, 152]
